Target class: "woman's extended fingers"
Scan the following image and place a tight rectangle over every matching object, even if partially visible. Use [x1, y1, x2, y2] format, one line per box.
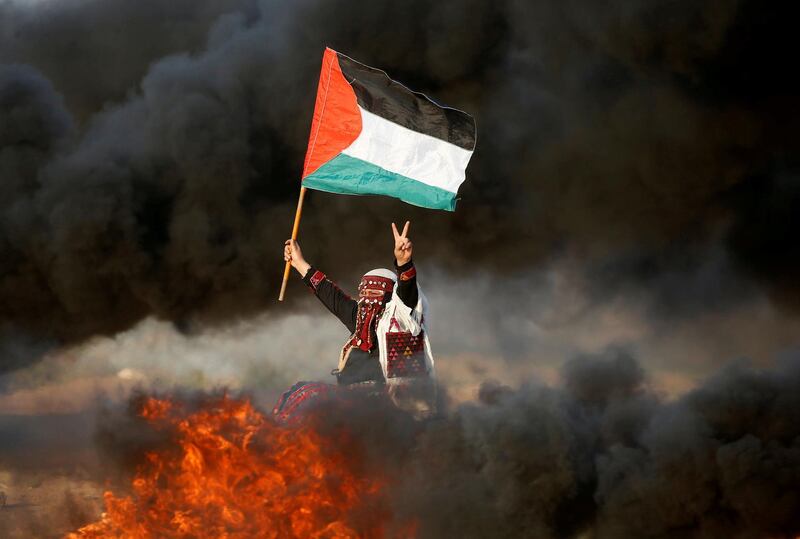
[391, 221, 411, 240]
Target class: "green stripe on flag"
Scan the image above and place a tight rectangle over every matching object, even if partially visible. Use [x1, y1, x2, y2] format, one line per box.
[302, 154, 458, 211]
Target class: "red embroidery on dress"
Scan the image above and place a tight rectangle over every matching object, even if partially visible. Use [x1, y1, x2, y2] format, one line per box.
[385, 322, 427, 378]
[352, 301, 385, 351]
[272, 382, 337, 424]
[309, 270, 326, 290]
[399, 266, 416, 281]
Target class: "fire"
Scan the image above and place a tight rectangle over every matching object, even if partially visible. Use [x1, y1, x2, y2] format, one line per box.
[68, 395, 392, 538]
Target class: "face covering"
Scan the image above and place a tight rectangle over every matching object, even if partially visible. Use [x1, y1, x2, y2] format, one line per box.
[350, 271, 396, 352]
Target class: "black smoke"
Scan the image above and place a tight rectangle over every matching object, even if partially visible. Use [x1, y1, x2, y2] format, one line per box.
[1, 0, 800, 371]
[64, 352, 800, 538]
[386, 352, 800, 538]
[0, 0, 254, 119]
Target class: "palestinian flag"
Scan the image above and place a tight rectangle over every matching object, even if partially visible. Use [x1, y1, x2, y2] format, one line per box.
[301, 48, 476, 211]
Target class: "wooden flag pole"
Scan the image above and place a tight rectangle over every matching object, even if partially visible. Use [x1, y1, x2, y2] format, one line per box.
[278, 186, 307, 302]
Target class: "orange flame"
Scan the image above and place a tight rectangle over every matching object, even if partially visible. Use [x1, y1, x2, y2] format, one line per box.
[68, 395, 393, 538]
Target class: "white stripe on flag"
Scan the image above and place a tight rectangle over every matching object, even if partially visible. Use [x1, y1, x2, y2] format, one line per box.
[341, 107, 473, 195]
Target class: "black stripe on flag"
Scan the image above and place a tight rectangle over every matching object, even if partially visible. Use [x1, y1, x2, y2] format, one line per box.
[336, 53, 476, 151]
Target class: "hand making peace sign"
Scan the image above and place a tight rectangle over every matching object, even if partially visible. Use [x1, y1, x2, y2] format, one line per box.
[392, 221, 413, 266]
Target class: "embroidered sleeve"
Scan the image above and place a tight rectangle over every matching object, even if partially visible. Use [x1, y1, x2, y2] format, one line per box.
[394, 259, 419, 308]
[399, 265, 416, 281]
[308, 269, 326, 291]
[302, 266, 358, 333]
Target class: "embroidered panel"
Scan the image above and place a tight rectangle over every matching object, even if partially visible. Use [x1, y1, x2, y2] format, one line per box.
[385, 328, 427, 378]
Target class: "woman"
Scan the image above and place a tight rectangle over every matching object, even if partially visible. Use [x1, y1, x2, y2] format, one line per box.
[275, 221, 435, 421]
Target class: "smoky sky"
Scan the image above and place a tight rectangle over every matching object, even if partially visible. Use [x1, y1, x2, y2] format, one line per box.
[1, 0, 800, 371]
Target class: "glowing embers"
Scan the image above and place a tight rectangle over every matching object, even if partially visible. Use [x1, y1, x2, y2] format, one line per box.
[68, 395, 389, 538]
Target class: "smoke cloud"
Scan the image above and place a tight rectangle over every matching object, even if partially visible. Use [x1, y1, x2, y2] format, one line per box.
[2, 2, 799, 536]
[38, 352, 798, 538]
[375, 352, 800, 538]
[1, 0, 799, 373]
